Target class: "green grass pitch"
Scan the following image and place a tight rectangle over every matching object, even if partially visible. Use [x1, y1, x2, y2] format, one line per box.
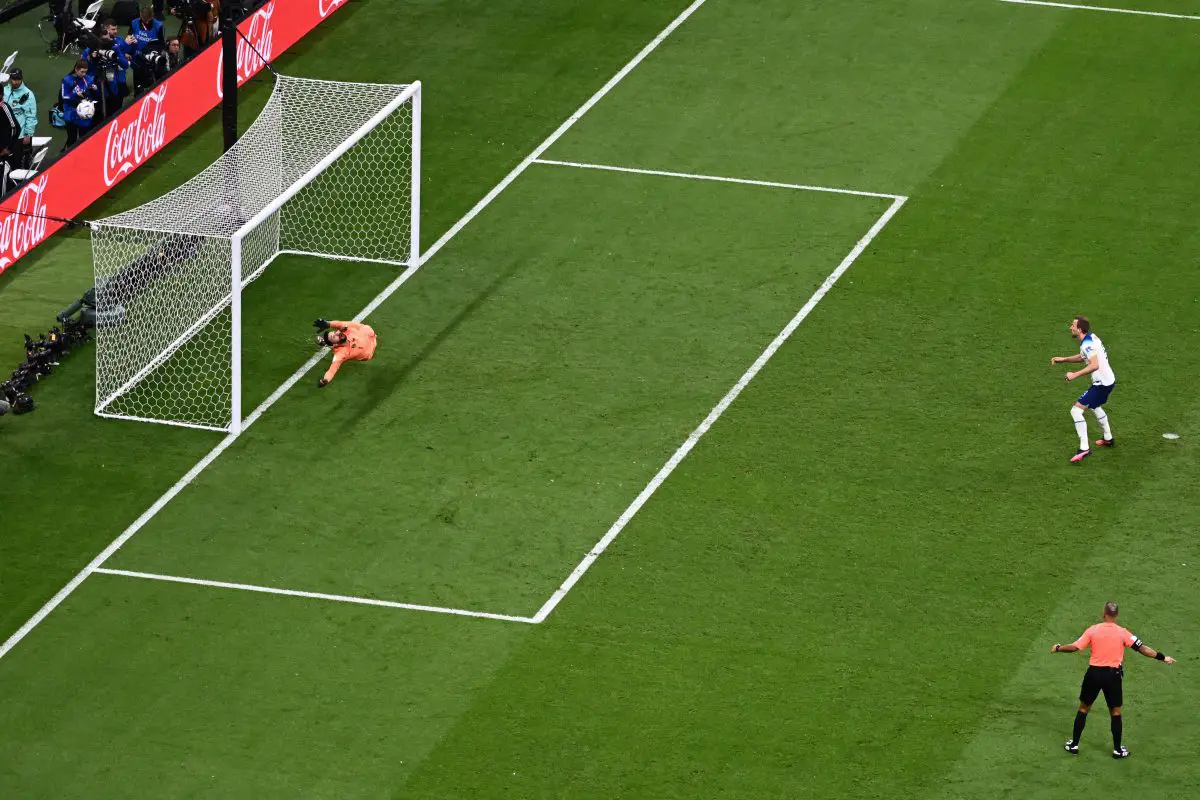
[2, 0, 1199, 797]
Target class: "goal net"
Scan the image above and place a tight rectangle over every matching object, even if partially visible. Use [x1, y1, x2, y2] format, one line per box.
[90, 74, 421, 433]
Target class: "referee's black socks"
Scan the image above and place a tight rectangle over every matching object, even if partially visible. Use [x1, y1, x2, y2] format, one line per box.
[1111, 715, 1122, 750]
[1072, 711, 1088, 745]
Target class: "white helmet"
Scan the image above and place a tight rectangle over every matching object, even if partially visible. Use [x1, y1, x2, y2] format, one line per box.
[76, 100, 96, 120]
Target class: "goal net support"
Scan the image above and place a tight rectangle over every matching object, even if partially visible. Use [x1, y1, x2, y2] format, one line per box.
[90, 74, 421, 433]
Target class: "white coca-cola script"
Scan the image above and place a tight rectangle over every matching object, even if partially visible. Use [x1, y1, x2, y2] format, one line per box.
[104, 85, 169, 187]
[0, 176, 50, 269]
[217, 3, 276, 98]
[318, 0, 347, 18]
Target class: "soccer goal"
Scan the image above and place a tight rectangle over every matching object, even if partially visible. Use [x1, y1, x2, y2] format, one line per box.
[90, 74, 421, 434]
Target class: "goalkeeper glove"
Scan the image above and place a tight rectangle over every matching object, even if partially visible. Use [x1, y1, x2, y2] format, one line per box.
[313, 318, 330, 330]
[318, 377, 329, 388]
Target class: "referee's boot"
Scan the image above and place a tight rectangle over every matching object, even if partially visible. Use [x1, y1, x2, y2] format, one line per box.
[1064, 741, 1079, 755]
[1095, 438, 1115, 448]
[1113, 746, 1130, 759]
[1070, 449, 1091, 464]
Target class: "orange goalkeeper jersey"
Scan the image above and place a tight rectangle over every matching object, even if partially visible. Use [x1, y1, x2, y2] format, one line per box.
[323, 320, 377, 383]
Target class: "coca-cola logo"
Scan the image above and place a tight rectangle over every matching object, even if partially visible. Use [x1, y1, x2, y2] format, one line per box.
[217, 3, 276, 98]
[0, 176, 51, 269]
[104, 85, 169, 187]
[318, 0, 347, 18]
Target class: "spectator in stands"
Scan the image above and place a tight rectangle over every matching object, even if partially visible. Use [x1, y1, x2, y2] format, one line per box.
[60, 59, 99, 151]
[131, 6, 166, 52]
[3, 70, 37, 171]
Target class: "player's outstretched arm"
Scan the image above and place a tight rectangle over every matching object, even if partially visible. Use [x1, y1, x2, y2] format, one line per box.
[1051, 354, 1085, 365]
[313, 318, 330, 330]
[318, 354, 345, 388]
[1051, 643, 1081, 653]
[328, 320, 350, 330]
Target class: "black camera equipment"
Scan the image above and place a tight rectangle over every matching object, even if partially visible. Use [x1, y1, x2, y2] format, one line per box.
[173, 0, 211, 19]
[44, 0, 80, 54]
[82, 41, 125, 117]
[133, 41, 174, 94]
[2, 315, 91, 417]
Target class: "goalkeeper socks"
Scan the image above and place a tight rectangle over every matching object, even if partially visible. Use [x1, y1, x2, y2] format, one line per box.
[1072, 710, 1088, 745]
[1093, 407, 1113, 440]
[1071, 406, 1089, 450]
[1111, 715, 1122, 750]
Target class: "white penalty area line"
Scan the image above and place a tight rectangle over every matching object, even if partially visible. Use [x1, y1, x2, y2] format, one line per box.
[996, 0, 1200, 21]
[0, 0, 712, 662]
[531, 192, 909, 623]
[93, 568, 537, 624]
[532, 159, 904, 201]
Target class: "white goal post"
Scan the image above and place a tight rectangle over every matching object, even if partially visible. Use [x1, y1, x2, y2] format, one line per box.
[90, 74, 421, 434]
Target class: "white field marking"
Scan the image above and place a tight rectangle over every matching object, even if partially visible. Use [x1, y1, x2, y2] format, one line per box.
[0, 0, 712, 661]
[420, 0, 712, 264]
[533, 159, 904, 201]
[531, 193, 909, 624]
[0, 349, 327, 663]
[94, 569, 537, 624]
[996, 0, 1200, 20]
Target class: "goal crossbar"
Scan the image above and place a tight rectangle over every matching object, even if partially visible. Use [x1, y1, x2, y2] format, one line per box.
[235, 81, 421, 245]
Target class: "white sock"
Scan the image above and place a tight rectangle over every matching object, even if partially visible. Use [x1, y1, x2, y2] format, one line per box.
[1093, 407, 1112, 440]
[1071, 406, 1089, 450]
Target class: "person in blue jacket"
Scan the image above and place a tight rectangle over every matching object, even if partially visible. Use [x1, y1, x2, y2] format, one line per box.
[131, 6, 166, 53]
[82, 20, 133, 122]
[60, 59, 99, 151]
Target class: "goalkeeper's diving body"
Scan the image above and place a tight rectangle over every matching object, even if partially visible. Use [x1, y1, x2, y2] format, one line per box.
[313, 318, 377, 387]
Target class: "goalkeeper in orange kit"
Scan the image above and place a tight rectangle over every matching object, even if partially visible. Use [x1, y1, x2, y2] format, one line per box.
[313, 318, 377, 387]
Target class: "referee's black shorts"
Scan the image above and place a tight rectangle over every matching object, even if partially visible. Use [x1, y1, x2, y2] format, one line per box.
[1080, 665, 1123, 708]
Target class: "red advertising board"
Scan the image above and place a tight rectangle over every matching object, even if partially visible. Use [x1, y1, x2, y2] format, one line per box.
[0, 0, 349, 274]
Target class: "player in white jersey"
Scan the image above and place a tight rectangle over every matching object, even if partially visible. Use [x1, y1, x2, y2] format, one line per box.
[1051, 316, 1116, 464]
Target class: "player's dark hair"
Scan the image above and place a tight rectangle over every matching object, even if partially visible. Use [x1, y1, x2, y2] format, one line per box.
[1074, 316, 1091, 334]
[1104, 601, 1119, 618]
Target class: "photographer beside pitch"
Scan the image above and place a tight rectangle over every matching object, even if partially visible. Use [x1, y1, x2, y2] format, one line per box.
[313, 318, 376, 388]
[81, 21, 134, 122]
[1051, 602, 1174, 759]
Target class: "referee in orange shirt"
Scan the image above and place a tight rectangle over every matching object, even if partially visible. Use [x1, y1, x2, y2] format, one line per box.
[1051, 602, 1174, 758]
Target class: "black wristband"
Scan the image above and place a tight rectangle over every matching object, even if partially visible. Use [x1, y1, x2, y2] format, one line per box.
[1156, 651, 1166, 661]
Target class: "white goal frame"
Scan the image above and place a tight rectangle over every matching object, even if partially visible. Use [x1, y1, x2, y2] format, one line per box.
[227, 83, 422, 433]
[92, 77, 422, 435]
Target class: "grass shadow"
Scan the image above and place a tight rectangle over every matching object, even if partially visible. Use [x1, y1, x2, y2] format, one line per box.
[336, 259, 523, 431]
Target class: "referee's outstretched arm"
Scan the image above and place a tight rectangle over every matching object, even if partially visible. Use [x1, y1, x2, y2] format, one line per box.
[1133, 642, 1176, 664]
[1051, 641, 1175, 663]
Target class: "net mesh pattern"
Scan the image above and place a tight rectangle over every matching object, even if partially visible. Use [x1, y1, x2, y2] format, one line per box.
[92, 75, 417, 431]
